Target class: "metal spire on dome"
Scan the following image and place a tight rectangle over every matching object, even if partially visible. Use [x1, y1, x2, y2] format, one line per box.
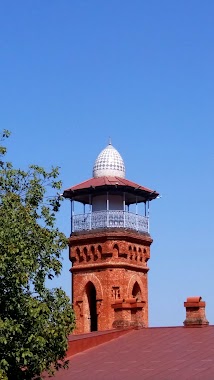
[93, 141, 125, 178]
[108, 136, 112, 145]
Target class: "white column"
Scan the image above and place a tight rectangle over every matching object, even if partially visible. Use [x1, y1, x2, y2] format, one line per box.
[123, 192, 126, 227]
[148, 200, 150, 233]
[136, 196, 138, 231]
[89, 195, 92, 229]
[107, 192, 109, 227]
[70, 200, 73, 234]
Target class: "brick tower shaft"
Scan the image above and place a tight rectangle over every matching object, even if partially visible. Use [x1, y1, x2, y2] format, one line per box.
[64, 142, 158, 334]
[70, 229, 152, 333]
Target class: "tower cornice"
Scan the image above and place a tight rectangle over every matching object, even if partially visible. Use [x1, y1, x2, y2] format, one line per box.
[70, 228, 153, 245]
[71, 262, 149, 273]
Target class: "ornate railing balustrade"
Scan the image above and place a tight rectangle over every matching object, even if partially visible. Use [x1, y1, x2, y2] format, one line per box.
[72, 210, 149, 233]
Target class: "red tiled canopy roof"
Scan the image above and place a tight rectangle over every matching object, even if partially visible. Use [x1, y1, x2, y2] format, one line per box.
[63, 176, 159, 205]
[48, 325, 214, 380]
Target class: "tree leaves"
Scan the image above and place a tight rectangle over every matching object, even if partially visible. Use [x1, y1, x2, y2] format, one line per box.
[0, 131, 75, 379]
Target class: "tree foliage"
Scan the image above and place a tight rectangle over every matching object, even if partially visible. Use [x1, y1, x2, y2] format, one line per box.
[0, 131, 75, 380]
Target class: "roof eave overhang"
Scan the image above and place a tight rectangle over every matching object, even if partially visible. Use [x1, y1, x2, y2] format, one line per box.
[63, 184, 159, 204]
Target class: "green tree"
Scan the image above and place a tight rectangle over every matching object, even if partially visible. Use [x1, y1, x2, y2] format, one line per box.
[0, 131, 75, 380]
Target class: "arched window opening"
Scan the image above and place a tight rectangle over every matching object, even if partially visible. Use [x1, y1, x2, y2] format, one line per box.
[89, 246, 95, 261]
[82, 247, 88, 262]
[133, 246, 137, 260]
[132, 281, 142, 301]
[76, 248, 83, 263]
[86, 282, 97, 332]
[139, 247, 142, 261]
[113, 244, 119, 257]
[129, 245, 133, 260]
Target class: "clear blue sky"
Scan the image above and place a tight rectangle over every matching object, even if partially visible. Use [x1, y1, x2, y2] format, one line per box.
[1, 0, 214, 327]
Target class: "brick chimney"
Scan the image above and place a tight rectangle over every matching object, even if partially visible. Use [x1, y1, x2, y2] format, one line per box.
[112, 297, 146, 329]
[183, 296, 209, 327]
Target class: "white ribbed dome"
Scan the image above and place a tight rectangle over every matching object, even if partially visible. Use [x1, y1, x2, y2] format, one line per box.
[93, 143, 125, 178]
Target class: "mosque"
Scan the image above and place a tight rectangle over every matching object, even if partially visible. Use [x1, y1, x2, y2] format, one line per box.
[49, 142, 213, 379]
[63, 141, 158, 333]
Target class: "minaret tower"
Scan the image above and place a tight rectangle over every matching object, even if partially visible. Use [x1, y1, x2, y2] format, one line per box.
[63, 142, 158, 333]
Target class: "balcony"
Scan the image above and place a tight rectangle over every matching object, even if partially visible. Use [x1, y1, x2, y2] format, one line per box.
[72, 210, 149, 233]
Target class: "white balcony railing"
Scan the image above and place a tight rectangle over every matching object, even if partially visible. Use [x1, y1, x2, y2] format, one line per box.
[72, 210, 149, 233]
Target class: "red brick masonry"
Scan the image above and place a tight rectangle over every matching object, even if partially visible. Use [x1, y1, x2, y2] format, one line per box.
[70, 229, 152, 333]
[183, 296, 209, 327]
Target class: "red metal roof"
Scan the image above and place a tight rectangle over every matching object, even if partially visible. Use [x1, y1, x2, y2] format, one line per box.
[48, 325, 214, 380]
[63, 176, 159, 204]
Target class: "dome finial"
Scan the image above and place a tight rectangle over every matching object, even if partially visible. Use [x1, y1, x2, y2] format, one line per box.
[108, 136, 112, 145]
[93, 142, 125, 178]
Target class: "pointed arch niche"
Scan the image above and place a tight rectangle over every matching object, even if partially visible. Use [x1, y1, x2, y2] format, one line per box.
[127, 275, 145, 302]
[85, 281, 97, 332]
[78, 274, 103, 333]
[132, 281, 142, 301]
